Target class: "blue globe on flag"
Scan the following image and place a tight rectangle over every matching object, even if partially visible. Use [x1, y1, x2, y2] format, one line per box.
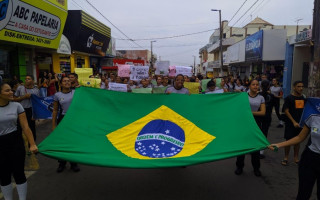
[135, 120, 185, 158]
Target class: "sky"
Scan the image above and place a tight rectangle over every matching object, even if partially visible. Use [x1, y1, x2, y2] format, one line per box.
[68, 0, 314, 66]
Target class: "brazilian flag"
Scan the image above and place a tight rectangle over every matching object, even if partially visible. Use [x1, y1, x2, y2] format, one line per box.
[38, 87, 269, 168]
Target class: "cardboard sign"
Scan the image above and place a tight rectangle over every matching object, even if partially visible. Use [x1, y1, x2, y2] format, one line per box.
[152, 87, 168, 94]
[118, 65, 131, 77]
[108, 83, 128, 92]
[132, 88, 152, 94]
[130, 66, 149, 80]
[184, 82, 200, 94]
[79, 78, 101, 88]
[155, 61, 170, 75]
[169, 66, 176, 77]
[175, 66, 192, 77]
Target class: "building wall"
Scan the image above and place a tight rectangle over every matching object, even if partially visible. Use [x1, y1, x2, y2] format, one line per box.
[292, 46, 311, 90]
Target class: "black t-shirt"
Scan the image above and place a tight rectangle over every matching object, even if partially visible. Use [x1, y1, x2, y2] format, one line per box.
[283, 94, 306, 122]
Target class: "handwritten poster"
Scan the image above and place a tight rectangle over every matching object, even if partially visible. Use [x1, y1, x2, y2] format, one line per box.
[130, 66, 149, 80]
[155, 61, 170, 75]
[169, 66, 176, 77]
[184, 82, 200, 94]
[175, 66, 192, 77]
[132, 88, 152, 94]
[118, 65, 131, 77]
[108, 83, 128, 92]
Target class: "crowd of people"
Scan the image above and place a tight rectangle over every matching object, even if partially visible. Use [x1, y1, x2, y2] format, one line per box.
[1, 70, 320, 200]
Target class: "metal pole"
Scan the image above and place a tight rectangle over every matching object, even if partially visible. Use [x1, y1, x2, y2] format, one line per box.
[219, 10, 223, 74]
[151, 41, 153, 71]
[193, 56, 196, 75]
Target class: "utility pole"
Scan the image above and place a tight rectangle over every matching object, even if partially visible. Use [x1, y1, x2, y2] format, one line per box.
[295, 18, 303, 35]
[193, 55, 196, 75]
[211, 9, 223, 75]
[150, 40, 156, 73]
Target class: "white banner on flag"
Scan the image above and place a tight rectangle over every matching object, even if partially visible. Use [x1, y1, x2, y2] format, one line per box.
[130, 66, 149, 80]
[175, 66, 193, 77]
[108, 83, 128, 92]
[155, 61, 170, 75]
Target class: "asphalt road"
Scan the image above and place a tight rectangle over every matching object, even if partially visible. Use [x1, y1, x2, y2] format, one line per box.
[2, 115, 317, 200]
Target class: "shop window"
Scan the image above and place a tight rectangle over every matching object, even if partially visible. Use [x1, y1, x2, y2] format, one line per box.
[76, 56, 85, 68]
[60, 56, 71, 74]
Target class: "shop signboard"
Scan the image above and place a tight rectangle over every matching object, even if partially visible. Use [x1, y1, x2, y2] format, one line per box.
[57, 34, 71, 55]
[64, 10, 111, 57]
[0, 0, 67, 49]
[245, 30, 263, 62]
[106, 37, 116, 57]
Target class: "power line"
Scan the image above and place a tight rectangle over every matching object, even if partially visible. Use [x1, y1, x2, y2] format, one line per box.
[228, 0, 249, 24]
[116, 29, 216, 41]
[117, 44, 203, 49]
[84, 0, 145, 49]
[230, 0, 260, 27]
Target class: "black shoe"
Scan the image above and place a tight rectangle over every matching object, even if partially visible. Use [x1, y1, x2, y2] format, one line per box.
[277, 124, 284, 128]
[254, 169, 262, 177]
[235, 168, 243, 175]
[56, 165, 65, 173]
[259, 154, 265, 159]
[71, 164, 80, 172]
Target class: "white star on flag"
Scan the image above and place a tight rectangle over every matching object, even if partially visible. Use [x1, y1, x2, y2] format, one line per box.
[165, 129, 170, 134]
[161, 142, 165, 145]
[171, 147, 175, 151]
[137, 142, 142, 146]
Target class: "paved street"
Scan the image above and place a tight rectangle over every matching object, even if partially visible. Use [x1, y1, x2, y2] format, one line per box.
[1, 114, 317, 200]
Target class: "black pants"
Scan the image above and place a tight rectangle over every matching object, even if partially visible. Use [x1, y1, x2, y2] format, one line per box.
[25, 107, 36, 141]
[236, 151, 260, 170]
[272, 98, 282, 121]
[57, 115, 78, 167]
[0, 131, 26, 186]
[236, 117, 261, 170]
[296, 147, 320, 200]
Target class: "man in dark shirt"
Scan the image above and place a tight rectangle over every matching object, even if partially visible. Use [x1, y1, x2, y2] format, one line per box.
[281, 81, 306, 166]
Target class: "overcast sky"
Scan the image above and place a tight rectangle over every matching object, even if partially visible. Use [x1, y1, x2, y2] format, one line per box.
[68, 0, 314, 66]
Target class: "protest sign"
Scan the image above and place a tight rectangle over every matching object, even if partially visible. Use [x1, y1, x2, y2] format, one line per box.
[155, 61, 170, 75]
[216, 78, 222, 89]
[79, 78, 101, 88]
[152, 87, 168, 94]
[175, 66, 192, 77]
[130, 66, 149, 80]
[201, 79, 211, 92]
[151, 79, 157, 86]
[75, 68, 93, 80]
[109, 83, 128, 92]
[118, 65, 131, 77]
[184, 82, 200, 94]
[132, 88, 152, 94]
[169, 66, 176, 77]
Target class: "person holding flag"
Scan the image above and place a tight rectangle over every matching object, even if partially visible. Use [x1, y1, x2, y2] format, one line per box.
[235, 79, 265, 177]
[165, 74, 189, 94]
[52, 76, 80, 173]
[269, 113, 320, 200]
[0, 82, 38, 200]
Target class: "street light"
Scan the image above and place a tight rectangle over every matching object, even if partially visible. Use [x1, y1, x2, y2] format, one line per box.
[211, 9, 223, 74]
[150, 40, 156, 72]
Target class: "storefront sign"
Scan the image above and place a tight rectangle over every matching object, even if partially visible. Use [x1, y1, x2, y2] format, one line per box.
[0, 0, 67, 49]
[57, 34, 71, 54]
[64, 11, 111, 56]
[245, 30, 263, 62]
[295, 29, 312, 43]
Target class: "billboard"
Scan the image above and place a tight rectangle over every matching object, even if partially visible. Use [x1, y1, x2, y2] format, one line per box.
[63, 10, 111, 56]
[245, 30, 263, 62]
[0, 0, 67, 49]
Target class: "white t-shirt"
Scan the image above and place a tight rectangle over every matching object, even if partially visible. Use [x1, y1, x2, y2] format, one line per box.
[248, 93, 265, 112]
[15, 85, 40, 108]
[305, 114, 320, 154]
[0, 102, 24, 136]
[54, 90, 75, 115]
